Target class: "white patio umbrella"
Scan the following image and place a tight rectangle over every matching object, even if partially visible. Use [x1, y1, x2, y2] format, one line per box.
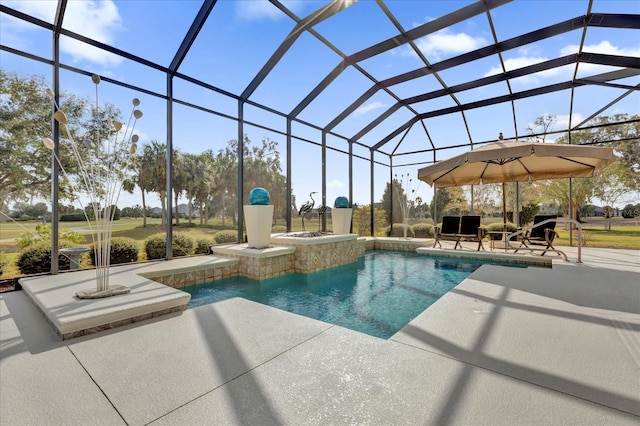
[417, 140, 616, 227]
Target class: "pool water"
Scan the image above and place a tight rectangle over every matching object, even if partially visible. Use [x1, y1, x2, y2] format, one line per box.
[186, 251, 522, 339]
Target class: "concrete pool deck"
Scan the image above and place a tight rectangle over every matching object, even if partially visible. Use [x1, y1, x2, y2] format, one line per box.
[1, 246, 639, 424]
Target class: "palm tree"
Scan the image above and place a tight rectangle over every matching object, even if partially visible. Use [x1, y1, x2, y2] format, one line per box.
[171, 150, 185, 226]
[142, 140, 167, 225]
[181, 152, 206, 225]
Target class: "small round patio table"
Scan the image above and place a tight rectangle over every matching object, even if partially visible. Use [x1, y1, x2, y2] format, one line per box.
[488, 231, 514, 252]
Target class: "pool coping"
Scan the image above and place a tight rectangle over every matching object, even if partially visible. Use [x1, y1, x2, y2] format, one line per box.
[18, 238, 557, 340]
[4, 246, 638, 425]
[417, 247, 553, 267]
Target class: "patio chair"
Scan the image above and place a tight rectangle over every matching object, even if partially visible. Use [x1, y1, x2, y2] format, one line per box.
[454, 215, 485, 251]
[514, 214, 558, 256]
[433, 216, 461, 248]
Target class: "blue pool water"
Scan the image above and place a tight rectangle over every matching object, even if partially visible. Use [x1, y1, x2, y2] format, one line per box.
[186, 251, 523, 339]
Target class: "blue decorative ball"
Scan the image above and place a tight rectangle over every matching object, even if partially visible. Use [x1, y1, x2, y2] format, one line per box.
[248, 187, 270, 205]
[334, 196, 349, 208]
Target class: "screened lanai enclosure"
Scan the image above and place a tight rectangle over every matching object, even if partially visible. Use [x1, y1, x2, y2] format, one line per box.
[1, 0, 638, 273]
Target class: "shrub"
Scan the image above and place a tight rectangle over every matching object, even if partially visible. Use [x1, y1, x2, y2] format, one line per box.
[195, 238, 215, 254]
[485, 222, 518, 240]
[214, 230, 238, 244]
[411, 223, 434, 238]
[144, 233, 195, 260]
[173, 233, 195, 257]
[17, 224, 84, 249]
[574, 229, 591, 246]
[271, 225, 287, 233]
[0, 254, 7, 277]
[144, 234, 166, 260]
[386, 223, 415, 238]
[89, 237, 139, 265]
[17, 242, 72, 275]
[622, 204, 637, 218]
[60, 213, 87, 222]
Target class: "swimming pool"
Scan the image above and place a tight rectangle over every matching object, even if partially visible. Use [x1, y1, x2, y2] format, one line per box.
[186, 251, 525, 339]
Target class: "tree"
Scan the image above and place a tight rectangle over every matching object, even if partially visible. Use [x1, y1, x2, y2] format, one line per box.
[468, 184, 499, 216]
[593, 161, 633, 215]
[430, 186, 469, 224]
[581, 114, 639, 191]
[241, 137, 286, 224]
[0, 71, 83, 218]
[140, 140, 167, 225]
[622, 204, 637, 218]
[211, 142, 238, 226]
[536, 115, 638, 222]
[352, 204, 387, 236]
[526, 114, 556, 142]
[380, 179, 407, 225]
[180, 152, 206, 225]
[205, 135, 287, 227]
[171, 149, 185, 225]
[194, 150, 219, 225]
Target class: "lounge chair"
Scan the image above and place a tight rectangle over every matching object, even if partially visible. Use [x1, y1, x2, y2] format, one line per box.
[454, 215, 485, 251]
[433, 216, 461, 248]
[514, 214, 557, 256]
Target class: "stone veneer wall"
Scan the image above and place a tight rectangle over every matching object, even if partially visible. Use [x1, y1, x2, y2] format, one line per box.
[227, 252, 297, 280]
[282, 238, 364, 274]
[59, 306, 187, 340]
[153, 264, 239, 289]
[157, 238, 369, 288]
[374, 238, 430, 252]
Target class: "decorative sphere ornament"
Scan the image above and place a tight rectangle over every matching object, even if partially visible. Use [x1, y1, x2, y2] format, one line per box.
[334, 196, 349, 208]
[249, 187, 270, 205]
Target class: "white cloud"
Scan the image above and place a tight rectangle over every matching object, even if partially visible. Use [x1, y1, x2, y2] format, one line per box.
[327, 179, 344, 188]
[484, 55, 565, 84]
[235, 0, 284, 21]
[554, 113, 586, 129]
[485, 56, 547, 76]
[61, 1, 123, 66]
[560, 40, 640, 57]
[354, 101, 385, 116]
[4, 0, 124, 66]
[484, 40, 640, 85]
[413, 28, 486, 61]
[2, 1, 57, 22]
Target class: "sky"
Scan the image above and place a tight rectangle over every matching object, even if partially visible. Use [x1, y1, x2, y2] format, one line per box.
[1, 0, 639, 210]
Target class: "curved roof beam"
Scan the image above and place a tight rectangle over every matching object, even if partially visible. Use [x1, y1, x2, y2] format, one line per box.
[293, 0, 511, 120]
[484, 6, 517, 142]
[371, 67, 640, 151]
[568, 0, 593, 144]
[379, 13, 637, 89]
[355, 55, 580, 144]
[377, 0, 473, 152]
[349, 11, 639, 145]
[327, 14, 588, 137]
[53, 0, 67, 36]
[169, 0, 217, 75]
[241, 0, 358, 102]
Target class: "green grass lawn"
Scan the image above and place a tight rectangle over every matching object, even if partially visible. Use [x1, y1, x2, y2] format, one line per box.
[2, 216, 638, 280]
[554, 226, 640, 249]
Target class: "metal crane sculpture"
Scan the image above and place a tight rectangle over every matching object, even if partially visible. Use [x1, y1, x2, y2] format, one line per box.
[298, 192, 317, 232]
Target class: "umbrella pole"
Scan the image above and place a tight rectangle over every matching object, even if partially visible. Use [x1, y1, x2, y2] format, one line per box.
[502, 182, 507, 232]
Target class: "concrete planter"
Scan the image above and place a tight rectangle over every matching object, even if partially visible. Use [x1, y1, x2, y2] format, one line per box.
[244, 204, 274, 249]
[332, 208, 353, 234]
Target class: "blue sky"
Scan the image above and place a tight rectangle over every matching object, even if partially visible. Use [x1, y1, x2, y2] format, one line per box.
[1, 0, 639, 209]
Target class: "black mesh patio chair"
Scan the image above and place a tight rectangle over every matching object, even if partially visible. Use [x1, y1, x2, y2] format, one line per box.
[455, 215, 485, 251]
[433, 216, 461, 248]
[514, 214, 558, 256]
